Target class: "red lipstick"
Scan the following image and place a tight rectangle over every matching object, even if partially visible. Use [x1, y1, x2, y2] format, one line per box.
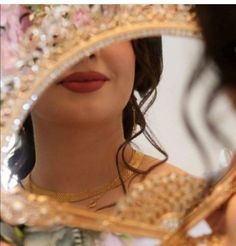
[60, 71, 109, 93]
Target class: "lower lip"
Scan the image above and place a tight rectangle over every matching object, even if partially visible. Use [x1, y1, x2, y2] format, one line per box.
[61, 80, 106, 93]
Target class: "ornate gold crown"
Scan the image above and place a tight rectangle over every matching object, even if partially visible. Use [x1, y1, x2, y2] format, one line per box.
[1, 4, 203, 240]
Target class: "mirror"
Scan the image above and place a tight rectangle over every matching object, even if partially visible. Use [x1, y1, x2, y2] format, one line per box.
[1, 4, 235, 245]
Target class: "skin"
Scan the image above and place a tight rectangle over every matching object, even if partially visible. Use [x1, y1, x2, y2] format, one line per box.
[23, 37, 236, 243]
[30, 40, 136, 208]
[28, 39, 184, 212]
[32, 41, 135, 127]
[225, 194, 236, 245]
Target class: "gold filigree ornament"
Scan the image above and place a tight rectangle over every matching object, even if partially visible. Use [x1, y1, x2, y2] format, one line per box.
[1, 4, 234, 243]
[115, 172, 208, 239]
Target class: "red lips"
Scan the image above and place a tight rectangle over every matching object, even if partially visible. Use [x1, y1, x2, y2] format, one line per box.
[60, 71, 109, 93]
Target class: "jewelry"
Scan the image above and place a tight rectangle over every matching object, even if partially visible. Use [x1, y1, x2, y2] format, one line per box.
[116, 172, 207, 234]
[1, 4, 207, 236]
[24, 150, 144, 203]
[162, 170, 236, 245]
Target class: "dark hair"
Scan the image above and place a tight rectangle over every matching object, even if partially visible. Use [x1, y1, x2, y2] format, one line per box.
[8, 37, 168, 193]
[182, 5, 236, 179]
[195, 5, 236, 91]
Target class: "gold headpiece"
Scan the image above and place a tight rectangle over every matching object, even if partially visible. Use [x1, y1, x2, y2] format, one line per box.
[1, 3, 203, 240]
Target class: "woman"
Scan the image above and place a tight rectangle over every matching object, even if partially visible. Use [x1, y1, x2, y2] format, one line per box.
[2, 4, 204, 246]
[3, 5, 189, 214]
[195, 6, 236, 245]
[18, 38, 173, 212]
[1, 4, 234, 246]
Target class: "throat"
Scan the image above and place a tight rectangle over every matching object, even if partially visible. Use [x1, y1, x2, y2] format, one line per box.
[30, 144, 135, 194]
[23, 150, 144, 212]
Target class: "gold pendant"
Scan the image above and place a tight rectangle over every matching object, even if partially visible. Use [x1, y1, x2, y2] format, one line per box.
[88, 194, 102, 208]
[88, 200, 97, 208]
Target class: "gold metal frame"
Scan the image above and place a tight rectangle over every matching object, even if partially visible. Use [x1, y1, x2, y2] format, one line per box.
[2, 4, 234, 241]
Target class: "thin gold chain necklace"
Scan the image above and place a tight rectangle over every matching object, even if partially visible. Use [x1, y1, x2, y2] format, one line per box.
[24, 151, 144, 204]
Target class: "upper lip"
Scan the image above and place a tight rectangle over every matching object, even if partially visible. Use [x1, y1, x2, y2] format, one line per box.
[60, 71, 109, 83]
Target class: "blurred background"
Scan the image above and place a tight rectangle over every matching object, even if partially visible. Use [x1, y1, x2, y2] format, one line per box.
[134, 36, 236, 179]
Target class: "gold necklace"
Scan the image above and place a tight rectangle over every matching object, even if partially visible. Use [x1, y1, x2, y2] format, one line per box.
[24, 150, 144, 204]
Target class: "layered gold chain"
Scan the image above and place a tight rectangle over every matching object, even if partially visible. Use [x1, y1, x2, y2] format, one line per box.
[23, 150, 144, 203]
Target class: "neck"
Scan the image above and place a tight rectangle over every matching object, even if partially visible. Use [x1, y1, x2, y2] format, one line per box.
[31, 117, 132, 193]
[30, 115, 133, 193]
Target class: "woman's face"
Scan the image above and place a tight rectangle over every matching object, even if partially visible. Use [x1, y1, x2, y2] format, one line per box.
[31, 41, 136, 127]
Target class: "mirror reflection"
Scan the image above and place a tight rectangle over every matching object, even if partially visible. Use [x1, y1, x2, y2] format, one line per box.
[5, 36, 235, 216]
[1, 4, 236, 246]
[8, 37, 166, 213]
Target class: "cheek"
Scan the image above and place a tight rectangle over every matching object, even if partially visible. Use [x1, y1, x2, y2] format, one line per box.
[31, 42, 136, 124]
[30, 85, 77, 124]
[31, 87, 59, 121]
[114, 41, 135, 78]
[107, 41, 136, 100]
[120, 44, 135, 102]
